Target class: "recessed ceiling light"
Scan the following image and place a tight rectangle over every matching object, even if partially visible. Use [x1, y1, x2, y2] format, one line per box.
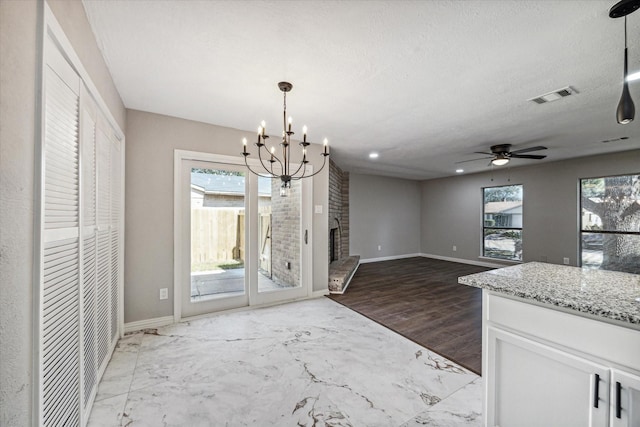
[627, 71, 640, 82]
[456, 169, 464, 173]
[369, 152, 379, 159]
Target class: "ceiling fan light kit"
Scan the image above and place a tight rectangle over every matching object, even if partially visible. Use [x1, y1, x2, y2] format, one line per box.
[492, 154, 510, 166]
[242, 81, 329, 196]
[609, 0, 640, 124]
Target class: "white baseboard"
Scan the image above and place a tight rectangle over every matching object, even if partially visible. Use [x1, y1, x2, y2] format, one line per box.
[312, 289, 330, 298]
[419, 253, 504, 268]
[359, 253, 421, 264]
[124, 315, 174, 333]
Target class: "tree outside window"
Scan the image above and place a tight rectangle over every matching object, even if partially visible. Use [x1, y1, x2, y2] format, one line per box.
[483, 185, 523, 261]
[580, 174, 640, 274]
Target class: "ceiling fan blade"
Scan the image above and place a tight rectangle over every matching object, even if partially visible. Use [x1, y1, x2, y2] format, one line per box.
[510, 146, 548, 155]
[473, 151, 494, 155]
[510, 154, 547, 159]
[455, 156, 493, 164]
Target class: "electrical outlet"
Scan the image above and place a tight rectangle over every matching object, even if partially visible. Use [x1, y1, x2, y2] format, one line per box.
[452, 245, 457, 252]
[377, 245, 382, 251]
[159, 288, 168, 300]
[315, 205, 323, 214]
[563, 257, 570, 265]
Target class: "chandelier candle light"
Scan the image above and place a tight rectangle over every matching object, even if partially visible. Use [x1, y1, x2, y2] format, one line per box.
[242, 81, 329, 197]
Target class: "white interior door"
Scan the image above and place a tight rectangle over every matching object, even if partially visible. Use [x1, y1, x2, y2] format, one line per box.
[38, 20, 124, 426]
[174, 151, 312, 320]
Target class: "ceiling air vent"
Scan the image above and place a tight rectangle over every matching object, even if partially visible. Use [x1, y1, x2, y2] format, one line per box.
[528, 86, 577, 104]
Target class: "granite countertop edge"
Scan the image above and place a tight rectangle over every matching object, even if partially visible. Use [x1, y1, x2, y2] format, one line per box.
[458, 262, 640, 326]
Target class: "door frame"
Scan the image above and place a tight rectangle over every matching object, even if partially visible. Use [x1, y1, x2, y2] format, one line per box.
[173, 149, 313, 322]
[178, 158, 250, 318]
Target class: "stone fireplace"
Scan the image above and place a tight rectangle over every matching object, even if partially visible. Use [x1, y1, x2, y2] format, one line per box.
[328, 160, 359, 293]
[328, 160, 349, 261]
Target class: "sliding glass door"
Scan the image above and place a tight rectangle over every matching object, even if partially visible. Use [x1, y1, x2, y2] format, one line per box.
[250, 174, 309, 306]
[175, 152, 311, 319]
[180, 160, 248, 317]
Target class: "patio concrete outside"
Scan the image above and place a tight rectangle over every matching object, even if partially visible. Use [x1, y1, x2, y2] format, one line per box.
[190, 268, 297, 301]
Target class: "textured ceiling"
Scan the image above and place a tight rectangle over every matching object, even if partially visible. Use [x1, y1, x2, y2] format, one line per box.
[82, 0, 640, 180]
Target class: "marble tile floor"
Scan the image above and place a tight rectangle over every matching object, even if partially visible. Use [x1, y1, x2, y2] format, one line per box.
[88, 298, 482, 426]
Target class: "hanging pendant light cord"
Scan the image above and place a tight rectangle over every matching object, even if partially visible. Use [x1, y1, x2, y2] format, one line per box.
[624, 16, 627, 50]
[623, 15, 628, 78]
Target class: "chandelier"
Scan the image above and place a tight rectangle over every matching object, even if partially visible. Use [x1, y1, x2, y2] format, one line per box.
[242, 81, 329, 196]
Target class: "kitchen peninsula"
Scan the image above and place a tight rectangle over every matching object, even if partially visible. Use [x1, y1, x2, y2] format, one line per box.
[459, 262, 640, 427]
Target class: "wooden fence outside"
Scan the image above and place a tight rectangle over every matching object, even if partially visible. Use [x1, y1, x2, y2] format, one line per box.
[191, 208, 244, 264]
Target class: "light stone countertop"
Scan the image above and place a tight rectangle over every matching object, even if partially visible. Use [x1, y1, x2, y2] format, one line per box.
[458, 262, 640, 326]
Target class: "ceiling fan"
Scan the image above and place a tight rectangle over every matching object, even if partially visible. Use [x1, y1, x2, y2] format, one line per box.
[456, 144, 548, 166]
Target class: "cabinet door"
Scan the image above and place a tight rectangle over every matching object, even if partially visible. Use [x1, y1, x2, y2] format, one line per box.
[486, 327, 609, 427]
[611, 369, 640, 427]
[40, 35, 82, 427]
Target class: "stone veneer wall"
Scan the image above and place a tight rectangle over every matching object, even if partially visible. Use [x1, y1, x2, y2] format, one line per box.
[270, 179, 301, 286]
[329, 160, 350, 261]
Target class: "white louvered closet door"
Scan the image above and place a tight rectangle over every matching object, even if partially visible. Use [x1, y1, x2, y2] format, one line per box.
[80, 84, 98, 414]
[95, 115, 121, 374]
[41, 36, 82, 427]
[39, 30, 123, 427]
[109, 132, 121, 342]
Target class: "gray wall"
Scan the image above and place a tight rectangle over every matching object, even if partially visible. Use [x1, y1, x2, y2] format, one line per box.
[420, 150, 640, 266]
[0, 1, 125, 424]
[0, 2, 39, 423]
[125, 110, 329, 323]
[349, 173, 421, 260]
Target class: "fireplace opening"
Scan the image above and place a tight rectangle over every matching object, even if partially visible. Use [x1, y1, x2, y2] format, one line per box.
[330, 228, 338, 262]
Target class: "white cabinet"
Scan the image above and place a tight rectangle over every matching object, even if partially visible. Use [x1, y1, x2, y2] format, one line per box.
[483, 291, 640, 427]
[611, 369, 640, 427]
[487, 327, 609, 426]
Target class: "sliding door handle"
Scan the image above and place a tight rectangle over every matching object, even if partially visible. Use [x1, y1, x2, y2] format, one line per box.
[304, 229, 308, 244]
[616, 381, 622, 419]
[593, 374, 600, 408]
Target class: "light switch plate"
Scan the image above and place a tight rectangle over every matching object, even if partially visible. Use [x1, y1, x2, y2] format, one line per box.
[160, 288, 168, 300]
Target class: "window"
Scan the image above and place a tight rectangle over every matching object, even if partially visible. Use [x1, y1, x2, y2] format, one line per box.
[580, 174, 640, 274]
[483, 185, 523, 261]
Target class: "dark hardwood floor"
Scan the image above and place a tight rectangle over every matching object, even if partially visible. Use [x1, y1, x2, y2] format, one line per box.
[328, 257, 493, 375]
